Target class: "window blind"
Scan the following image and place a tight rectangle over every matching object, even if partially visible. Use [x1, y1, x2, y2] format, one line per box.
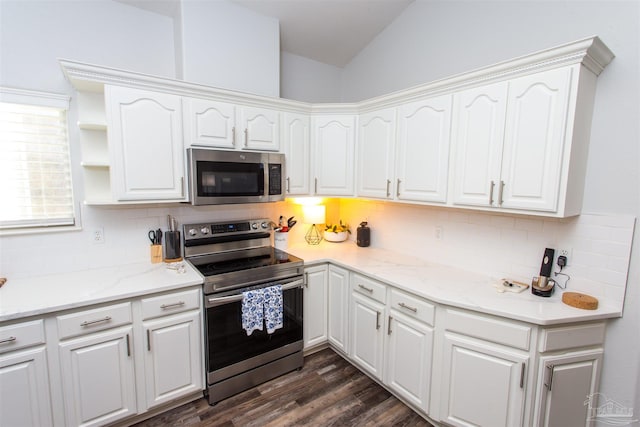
[0, 88, 75, 229]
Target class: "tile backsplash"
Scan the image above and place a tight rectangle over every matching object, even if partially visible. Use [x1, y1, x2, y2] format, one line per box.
[1, 199, 635, 308]
[339, 199, 635, 305]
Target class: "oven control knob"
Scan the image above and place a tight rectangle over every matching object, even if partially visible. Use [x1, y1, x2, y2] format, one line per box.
[188, 228, 197, 237]
[251, 223, 258, 230]
[200, 227, 210, 235]
[261, 222, 269, 229]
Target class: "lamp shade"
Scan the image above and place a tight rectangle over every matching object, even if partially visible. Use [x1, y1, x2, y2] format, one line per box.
[303, 205, 326, 225]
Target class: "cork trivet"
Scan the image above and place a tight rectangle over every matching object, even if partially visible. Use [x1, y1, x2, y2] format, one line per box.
[562, 292, 599, 310]
[0, 278, 6, 288]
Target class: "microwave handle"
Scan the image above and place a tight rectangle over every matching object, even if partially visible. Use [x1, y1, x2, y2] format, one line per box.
[206, 278, 304, 308]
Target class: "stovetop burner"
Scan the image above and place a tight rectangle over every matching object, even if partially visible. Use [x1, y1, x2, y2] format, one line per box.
[194, 248, 296, 277]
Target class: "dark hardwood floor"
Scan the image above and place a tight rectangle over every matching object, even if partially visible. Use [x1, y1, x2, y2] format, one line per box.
[135, 348, 433, 426]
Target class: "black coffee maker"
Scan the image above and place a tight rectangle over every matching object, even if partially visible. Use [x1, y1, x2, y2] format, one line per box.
[357, 222, 370, 247]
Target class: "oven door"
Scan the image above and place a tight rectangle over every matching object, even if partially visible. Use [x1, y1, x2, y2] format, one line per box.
[204, 277, 303, 385]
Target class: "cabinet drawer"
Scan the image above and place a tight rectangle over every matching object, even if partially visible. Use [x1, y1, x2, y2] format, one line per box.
[0, 319, 45, 354]
[57, 302, 132, 340]
[389, 289, 435, 326]
[444, 308, 531, 351]
[539, 322, 606, 352]
[351, 273, 386, 304]
[141, 288, 201, 320]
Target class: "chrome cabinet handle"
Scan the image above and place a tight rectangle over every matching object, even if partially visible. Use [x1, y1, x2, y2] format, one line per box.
[147, 329, 151, 351]
[304, 272, 309, 288]
[358, 284, 373, 293]
[180, 176, 184, 198]
[126, 334, 131, 357]
[80, 316, 112, 327]
[520, 362, 526, 389]
[387, 316, 393, 335]
[398, 302, 417, 313]
[0, 336, 17, 345]
[498, 180, 505, 206]
[244, 128, 248, 147]
[489, 180, 495, 205]
[544, 364, 555, 390]
[397, 179, 401, 197]
[376, 311, 381, 330]
[232, 126, 236, 147]
[386, 179, 391, 198]
[314, 178, 318, 194]
[160, 301, 185, 310]
[286, 177, 290, 193]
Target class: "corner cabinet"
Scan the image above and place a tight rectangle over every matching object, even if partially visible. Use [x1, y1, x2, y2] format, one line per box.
[327, 265, 350, 354]
[105, 86, 187, 202]
[357, 108, 397, 199]
[312, 115, 356, 196]
[283, 112, 311, 195]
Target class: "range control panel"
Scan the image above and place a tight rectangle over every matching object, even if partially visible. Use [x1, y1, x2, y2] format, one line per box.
[183, 218, 272, 241]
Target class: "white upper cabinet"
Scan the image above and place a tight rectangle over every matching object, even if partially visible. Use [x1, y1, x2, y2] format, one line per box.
[357, 108, 397, 199]
[396, 95, 452, 203]
[500, 68, 572, 212]
[106, 86, 186, 202]
[183, 98, 236, 149]
[283, 112, 311, 195]
[312, 115, 356, 196]
[451, 67, 572, 213]
[238, 106, 280, 151]
[451, 82, 508, 207]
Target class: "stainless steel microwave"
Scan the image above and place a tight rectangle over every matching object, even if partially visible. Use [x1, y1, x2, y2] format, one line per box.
[187, 148, 285, 205]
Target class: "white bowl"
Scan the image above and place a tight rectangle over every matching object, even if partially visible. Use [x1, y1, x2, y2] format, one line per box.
[324, 231, 348, 242]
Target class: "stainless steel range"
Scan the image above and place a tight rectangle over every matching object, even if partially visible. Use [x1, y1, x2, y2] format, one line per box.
[183, 218, 304, 405]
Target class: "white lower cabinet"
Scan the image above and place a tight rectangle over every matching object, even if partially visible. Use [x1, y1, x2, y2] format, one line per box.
[350, 291, 385, 380]
[303, 264, 328, 349]
[142, 309, 202, 409]
[440, 333, 528, 427]
[327, 265, 350, 354]
[58, 326, 137, 427]
[0, 319, 53, 427]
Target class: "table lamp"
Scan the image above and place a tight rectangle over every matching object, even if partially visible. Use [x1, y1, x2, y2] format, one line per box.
[303, 204, 325, 245]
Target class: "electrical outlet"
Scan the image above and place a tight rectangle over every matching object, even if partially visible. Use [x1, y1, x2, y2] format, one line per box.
[435, 226, 443, 240]
[558, 247, 572, 265]
[93, 227, 104, 244]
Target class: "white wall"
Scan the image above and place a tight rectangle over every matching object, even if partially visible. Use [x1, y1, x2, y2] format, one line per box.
[0, 0, 176, 93]
[340, 0, 640, 416]
[180, 0, 280, 97]
[280, 52, 343, 102]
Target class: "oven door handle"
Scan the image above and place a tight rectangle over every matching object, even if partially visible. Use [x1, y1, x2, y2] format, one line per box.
[206, 278, 304, 308]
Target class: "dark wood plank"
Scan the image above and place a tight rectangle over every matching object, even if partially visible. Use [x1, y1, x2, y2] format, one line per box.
[133, 348, 433, 427]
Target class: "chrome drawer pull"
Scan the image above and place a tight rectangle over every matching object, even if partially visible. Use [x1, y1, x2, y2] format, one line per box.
[398, 302, 417, 313]
[376, 311, 381, 330]
[160, 301, 185, 310]
[358, 284, 374, 293]
[80, 316, 112, 327]
[0, 336, 17, 344]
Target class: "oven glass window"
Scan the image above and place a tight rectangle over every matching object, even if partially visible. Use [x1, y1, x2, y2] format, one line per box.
[207, 287, 303, 371]
[197, 161, 264, 197]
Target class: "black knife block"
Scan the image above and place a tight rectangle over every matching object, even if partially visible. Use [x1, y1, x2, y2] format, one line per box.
[164, 231, 182, 262]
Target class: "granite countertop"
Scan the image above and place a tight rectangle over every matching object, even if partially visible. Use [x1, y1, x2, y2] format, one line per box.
[286, 241, 622, 326]
[0, 261, 204, 322]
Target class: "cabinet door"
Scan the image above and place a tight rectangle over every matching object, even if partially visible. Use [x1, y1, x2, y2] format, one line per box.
[396, 95, 452, 203]
[106, 86, 186, 201]
[500, 68, 572, 212]
[385, 313, 433, 413]
[313, 115, 356, 196]
[350, 292, 385, 380]
[357, 108, 396, 199]
[303, 265, 328, 349]
[183, 98, 236, 149]
[327, 265, 350, 354]
[238, 106, 280, 151]
[0, 347, 53, 427]
[440, 333, 528, 427]
[536, 350, 603, 427]
[451, 82, 508, 207]
[59, 326, 136, 427]
[143, 311, 203, 409]
[283, 112, 311, 195]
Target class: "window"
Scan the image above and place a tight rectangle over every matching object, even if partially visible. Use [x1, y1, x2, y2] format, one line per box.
[0, 87, 75, 230]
